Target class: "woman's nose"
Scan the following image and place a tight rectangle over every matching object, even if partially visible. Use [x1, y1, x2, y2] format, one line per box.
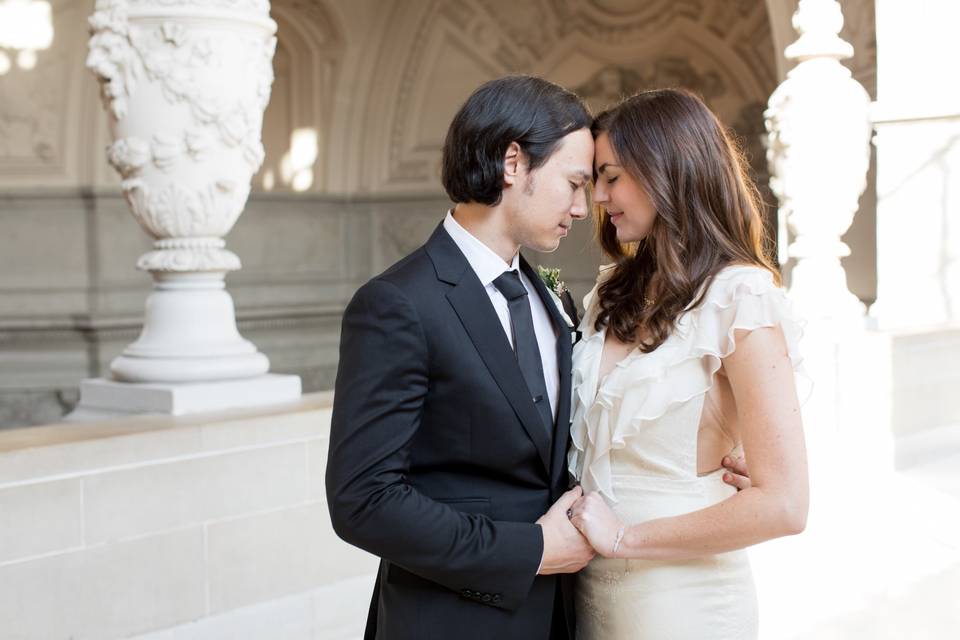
[593, 180, 608, 204]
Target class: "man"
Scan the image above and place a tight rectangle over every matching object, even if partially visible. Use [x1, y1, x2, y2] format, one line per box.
[327, 75, 593, 640]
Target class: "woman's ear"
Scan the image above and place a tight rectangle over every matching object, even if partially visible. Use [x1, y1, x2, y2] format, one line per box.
[503, 141, 523, 187]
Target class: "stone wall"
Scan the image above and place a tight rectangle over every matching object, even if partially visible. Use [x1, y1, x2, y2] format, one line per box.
[0, 392, 377, 639]
[0, 189, 453, 427]
[0, 0, 881, 427]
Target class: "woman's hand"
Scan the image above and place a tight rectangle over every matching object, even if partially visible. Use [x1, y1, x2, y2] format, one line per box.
[568, 491, 625, 558]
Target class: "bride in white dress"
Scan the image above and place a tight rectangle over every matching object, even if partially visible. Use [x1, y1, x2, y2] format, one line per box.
[567, 89, 809, 640]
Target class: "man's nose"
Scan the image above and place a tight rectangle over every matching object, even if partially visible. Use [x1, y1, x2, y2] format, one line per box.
[571, 189, 588, 219]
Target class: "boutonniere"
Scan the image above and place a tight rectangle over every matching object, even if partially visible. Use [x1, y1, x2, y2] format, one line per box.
[537, 265, 575, 329]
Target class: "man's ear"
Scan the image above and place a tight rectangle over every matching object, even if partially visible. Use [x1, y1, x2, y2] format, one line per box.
[503, 141, 524, 187]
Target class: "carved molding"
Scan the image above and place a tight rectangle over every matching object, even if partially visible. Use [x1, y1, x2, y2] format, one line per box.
[0, 0, 88, 177]
[549, 0, 705, 41]
[0, 66, 62, 166]
[575, 58, 726, 113]
[375, 0, 777, 193]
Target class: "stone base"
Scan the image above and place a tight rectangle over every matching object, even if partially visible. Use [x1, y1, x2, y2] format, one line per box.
[67, 374, 302, 419]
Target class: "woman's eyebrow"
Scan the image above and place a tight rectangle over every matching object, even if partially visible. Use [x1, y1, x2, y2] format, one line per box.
[596, 162, 621, 174]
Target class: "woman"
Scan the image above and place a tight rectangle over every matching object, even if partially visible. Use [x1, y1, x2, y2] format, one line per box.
[567, 88, 809, 639]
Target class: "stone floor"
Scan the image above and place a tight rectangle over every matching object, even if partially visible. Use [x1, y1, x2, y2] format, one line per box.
[319, 427, 960, 640]
[753, 424, 960, 640]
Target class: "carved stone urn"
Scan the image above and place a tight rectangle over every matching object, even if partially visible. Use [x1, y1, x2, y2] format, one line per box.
[87, 0, 276, 382]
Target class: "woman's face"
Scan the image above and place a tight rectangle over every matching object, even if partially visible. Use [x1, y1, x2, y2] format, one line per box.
[592, 132, 657, 243]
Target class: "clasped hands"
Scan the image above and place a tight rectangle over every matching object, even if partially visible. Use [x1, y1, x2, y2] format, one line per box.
[538, 455, 751, 571]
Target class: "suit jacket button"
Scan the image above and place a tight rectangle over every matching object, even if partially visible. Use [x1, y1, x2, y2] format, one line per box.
[482, 594, 491, 602]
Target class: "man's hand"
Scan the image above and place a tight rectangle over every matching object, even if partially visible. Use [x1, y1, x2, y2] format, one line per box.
[536, 486, 595, 575]
[722, 454, 751, 491]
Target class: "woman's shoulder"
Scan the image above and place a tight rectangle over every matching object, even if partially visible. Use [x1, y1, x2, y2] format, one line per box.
[698, 263, 779, 305]
[688, 262, 803, 359]
[712, 262, 777, 284]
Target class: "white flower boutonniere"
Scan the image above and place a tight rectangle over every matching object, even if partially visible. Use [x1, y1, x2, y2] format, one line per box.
[537, 265, 574, 328]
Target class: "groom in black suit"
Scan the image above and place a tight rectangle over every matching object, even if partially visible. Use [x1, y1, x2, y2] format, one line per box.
[326, 76, 596, 640]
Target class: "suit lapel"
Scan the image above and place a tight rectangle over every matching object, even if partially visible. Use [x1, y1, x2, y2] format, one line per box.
[426, 225, 553, 475]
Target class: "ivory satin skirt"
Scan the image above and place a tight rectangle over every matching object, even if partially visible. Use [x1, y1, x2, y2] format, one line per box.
[575, 470, 758, 640]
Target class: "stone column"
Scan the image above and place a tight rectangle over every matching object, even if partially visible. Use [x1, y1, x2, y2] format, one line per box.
[74, 0, 300, 417]
[765, 0, 872, 324]
[868, 0, 960, 329]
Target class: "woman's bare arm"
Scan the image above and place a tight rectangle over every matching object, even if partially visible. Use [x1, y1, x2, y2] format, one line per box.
[570, 325, 809, 560]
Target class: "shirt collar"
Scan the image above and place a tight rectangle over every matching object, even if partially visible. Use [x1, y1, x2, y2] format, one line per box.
[443, 210, 520, 287]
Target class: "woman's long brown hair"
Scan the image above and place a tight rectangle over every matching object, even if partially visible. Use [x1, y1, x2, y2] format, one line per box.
[592, 88, 778, 351]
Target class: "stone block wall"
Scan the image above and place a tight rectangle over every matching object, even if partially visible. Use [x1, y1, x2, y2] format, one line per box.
[0, 393, 378, 639]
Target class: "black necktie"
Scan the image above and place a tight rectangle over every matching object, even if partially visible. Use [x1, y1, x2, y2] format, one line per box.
[492, 270, 554, 438]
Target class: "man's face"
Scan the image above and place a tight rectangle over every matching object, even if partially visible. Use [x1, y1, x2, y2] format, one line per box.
[508, 128, 594, 253]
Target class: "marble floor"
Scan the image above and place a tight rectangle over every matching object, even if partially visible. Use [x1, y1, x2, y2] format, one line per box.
[753, 424, 960, 640]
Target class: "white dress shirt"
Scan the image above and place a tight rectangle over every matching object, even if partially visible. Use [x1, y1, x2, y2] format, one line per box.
[443, 211, 560, 419]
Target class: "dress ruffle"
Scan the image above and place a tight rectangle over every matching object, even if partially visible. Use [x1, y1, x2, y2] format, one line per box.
[568, 265, 810, 502]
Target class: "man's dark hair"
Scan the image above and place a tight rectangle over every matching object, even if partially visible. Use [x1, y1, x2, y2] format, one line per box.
[442, 75, 591, 206]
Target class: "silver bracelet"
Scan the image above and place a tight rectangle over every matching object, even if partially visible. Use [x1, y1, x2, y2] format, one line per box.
[612, 525, 626, 557]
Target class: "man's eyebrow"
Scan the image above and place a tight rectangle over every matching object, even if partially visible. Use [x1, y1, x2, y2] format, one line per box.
[570, 170, 591, 182]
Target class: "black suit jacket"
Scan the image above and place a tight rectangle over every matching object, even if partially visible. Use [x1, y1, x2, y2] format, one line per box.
[326, 223, 577, 640]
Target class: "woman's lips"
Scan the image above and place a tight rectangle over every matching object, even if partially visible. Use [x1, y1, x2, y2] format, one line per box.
[608, 211, 624, 223]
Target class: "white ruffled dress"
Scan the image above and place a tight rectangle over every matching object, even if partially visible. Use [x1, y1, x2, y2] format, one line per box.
[569, 264, 806, 640]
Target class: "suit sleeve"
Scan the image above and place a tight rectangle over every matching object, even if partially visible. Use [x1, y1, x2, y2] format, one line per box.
[325, 278, 544, 610]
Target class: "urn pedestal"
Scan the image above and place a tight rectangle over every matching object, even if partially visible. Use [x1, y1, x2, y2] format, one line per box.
[73, 0, 300, 418]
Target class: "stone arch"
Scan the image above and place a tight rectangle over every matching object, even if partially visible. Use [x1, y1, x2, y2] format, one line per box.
[535, 5, 779, 248]
[764, 0, 798, 81]
[352, 0, 779, 199]
[254, 0, 344, 192]
[351, 0, 501, 195]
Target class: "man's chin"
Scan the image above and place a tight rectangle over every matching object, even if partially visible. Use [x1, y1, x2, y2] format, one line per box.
[532, 240, 561, 253]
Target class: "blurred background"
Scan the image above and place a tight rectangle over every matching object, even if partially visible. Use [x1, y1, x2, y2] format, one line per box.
[0, 0, 957, 638]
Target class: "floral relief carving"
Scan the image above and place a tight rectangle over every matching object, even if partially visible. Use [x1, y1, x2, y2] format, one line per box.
[88, 1, 275, 175]
[106, 137, 150, 177]
[87, 1, 142, 121]
[87, 0, 276, 273]
[122, 177, 250, 239]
